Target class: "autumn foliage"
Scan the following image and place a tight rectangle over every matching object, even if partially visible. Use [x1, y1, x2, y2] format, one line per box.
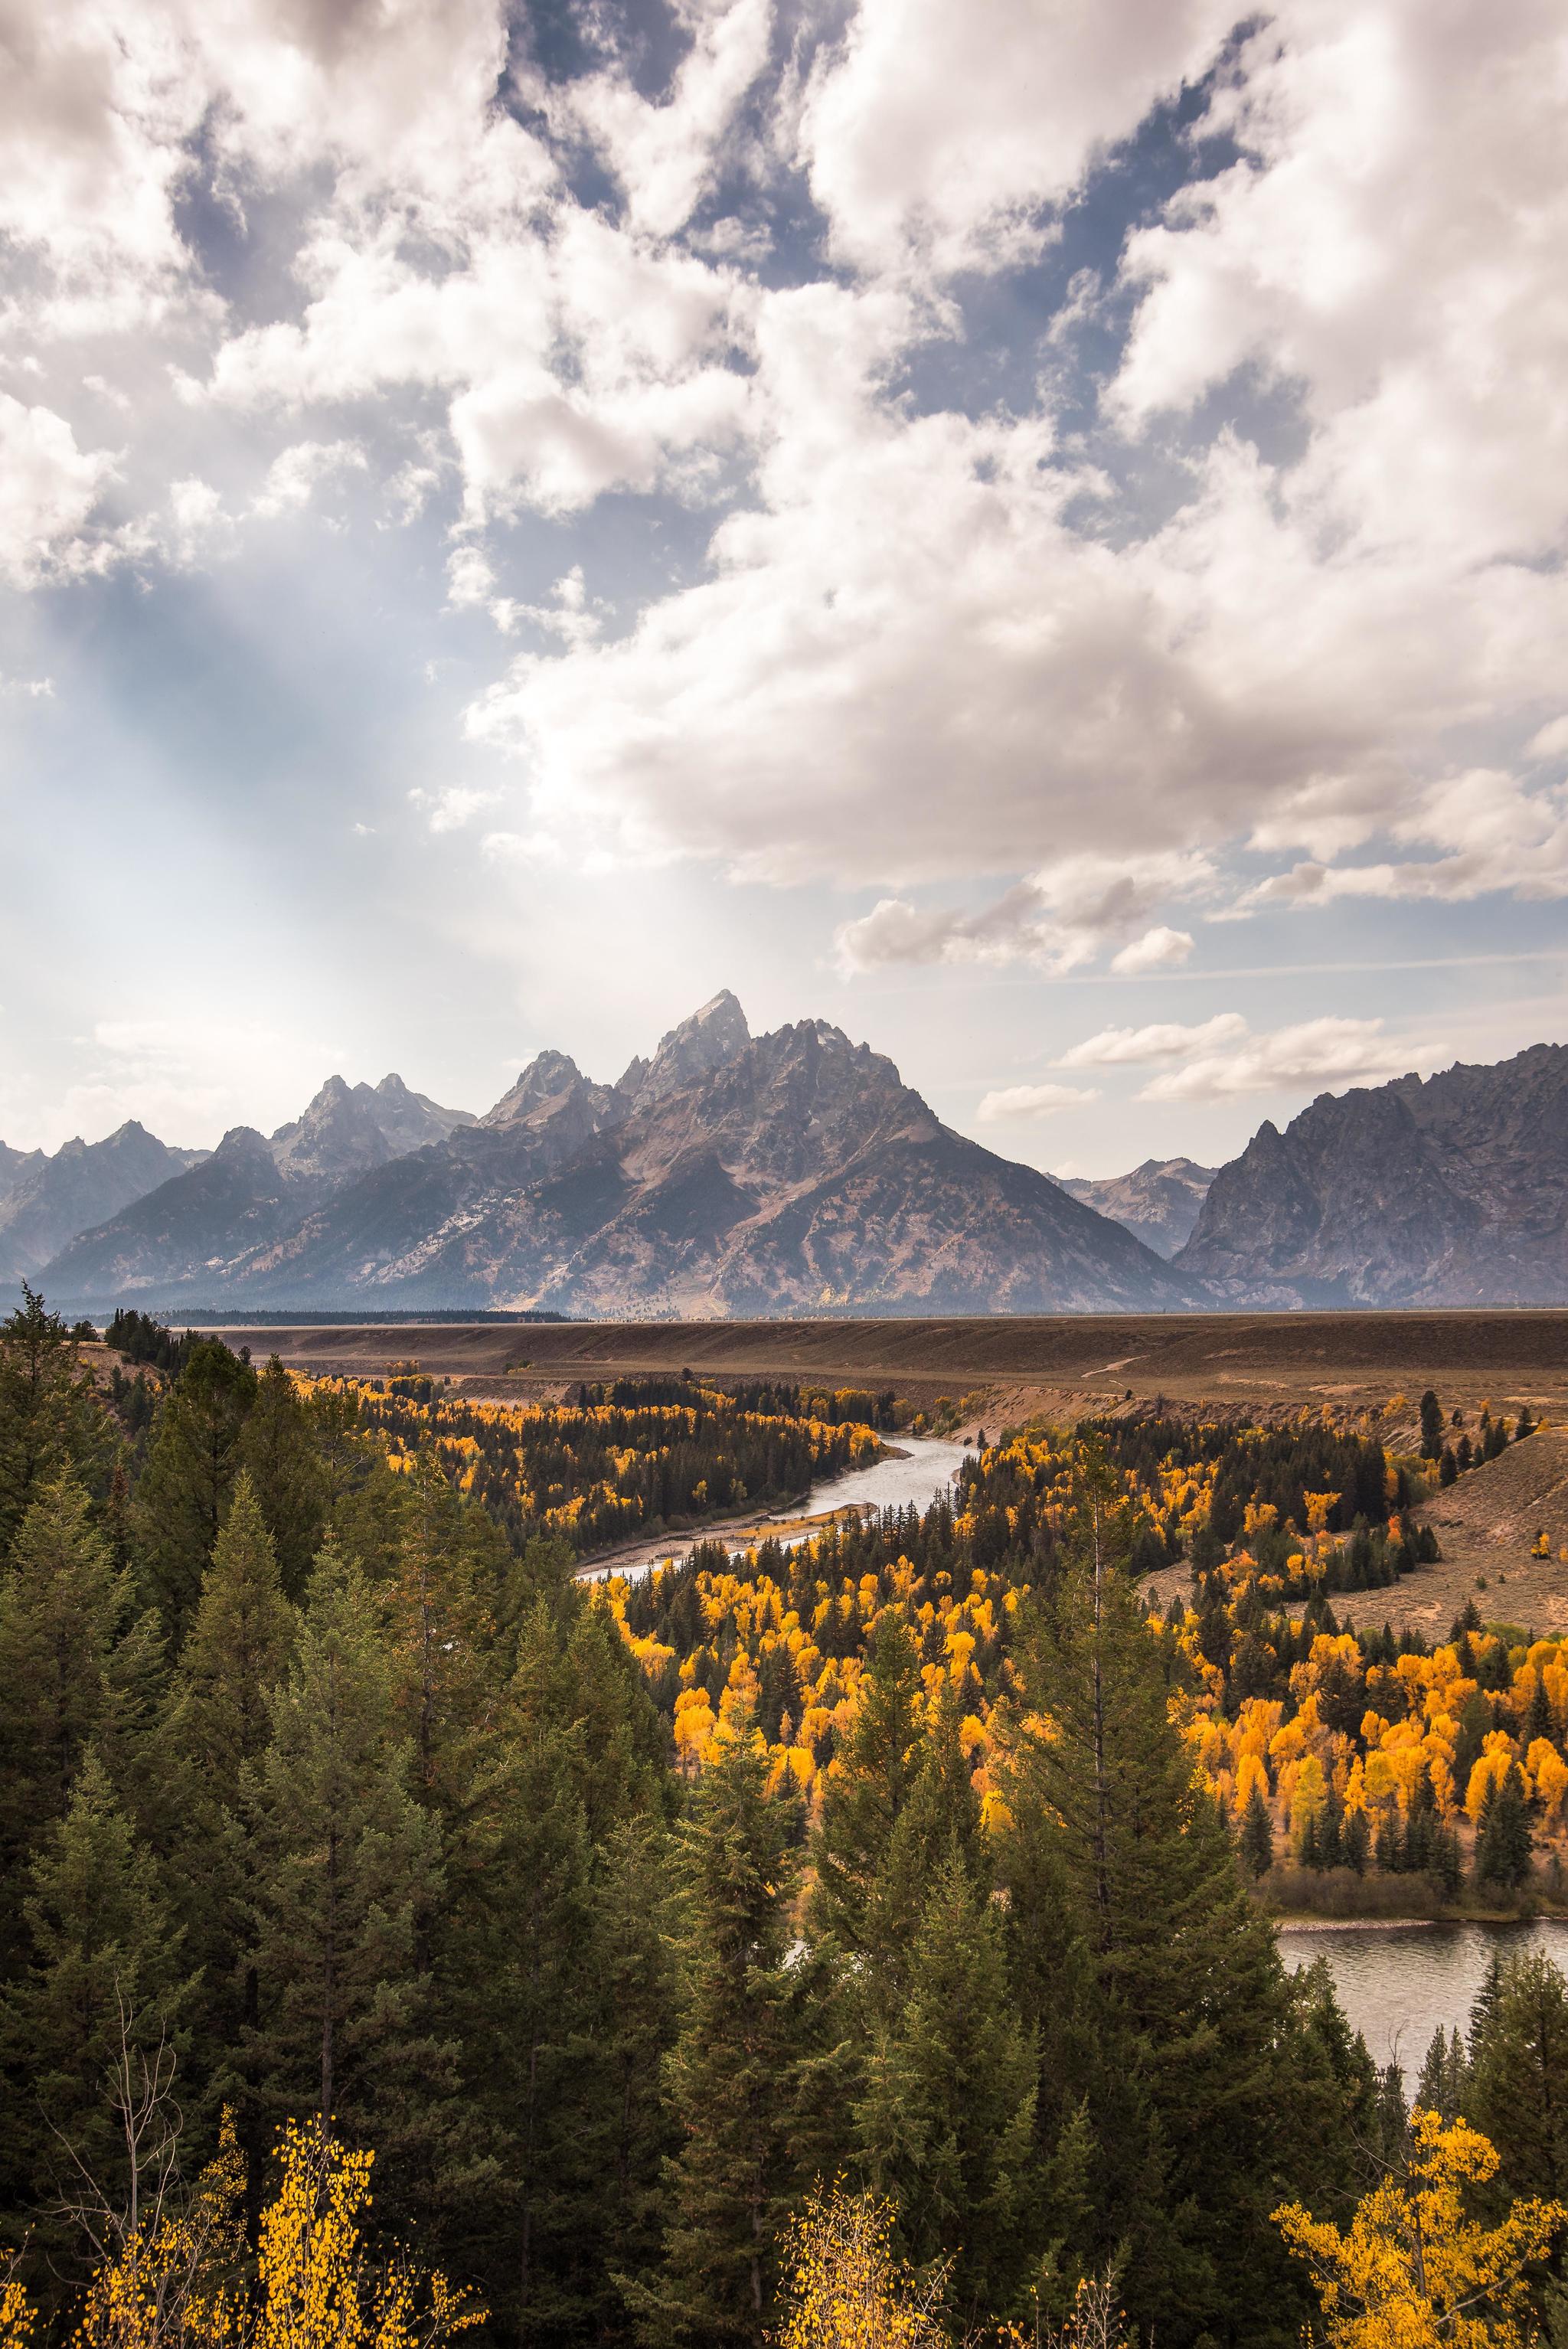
[0, 2115, 482, 2349]
[1275, 2109, 1566, 2347]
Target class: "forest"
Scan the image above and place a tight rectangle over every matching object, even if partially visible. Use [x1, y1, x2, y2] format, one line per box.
[1, 1290, 1566, 2348]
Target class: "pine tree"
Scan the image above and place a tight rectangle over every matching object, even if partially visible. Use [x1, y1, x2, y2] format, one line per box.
[164, 1474, 297, 2099]
[1284, 1957, 1384, 2219]
[1413, 2024, 1469, 2123]
[380, 1462, 505, 1844]
[1474, 1765, 1533, 1890]
[0, 1478, 136, 1967]
[853, 1850, 1039, 2328]
[858, 1681, 982, 2017]
[439, 1697, 604, 2341]
[1240, 1783, 1274, 1879]
[0, 1749, 194, 2263]
[131, 1340, 257, 1645]
[585, 1815, 683, 2340]
[808, 1612, 924, 1958]
[234, 1357, 328, 1598]
[1008, 1451, 1315, 2346]
[632, 1716, 832, 2347]
[509, 1587, 669, 1845]
[1467, 1952, 1568, 2200]
[1419, 1390, 1444, 1460]
[239, 1544, 450, 2207]
[168, 1474, 296, 1812]
[0, 1287, 113, 1557]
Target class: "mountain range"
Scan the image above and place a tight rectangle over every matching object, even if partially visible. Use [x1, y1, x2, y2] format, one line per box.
[27, 997, 1188, 1316]
[1055, 1158, 1217, 1259]
[0, 1122, 207, 1286]
[8, 1010, 1566, 1316]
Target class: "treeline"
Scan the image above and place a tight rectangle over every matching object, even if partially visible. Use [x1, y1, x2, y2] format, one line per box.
[575, 1375, 913, 1430]
[338, 1376, 880, 1557]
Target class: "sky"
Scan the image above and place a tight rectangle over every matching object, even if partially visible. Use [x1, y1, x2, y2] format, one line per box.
[3, 0, 1566, 1179]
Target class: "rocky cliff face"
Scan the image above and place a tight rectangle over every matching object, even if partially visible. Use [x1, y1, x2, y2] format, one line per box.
[0, 1143, 46, 1207]
[41, 1000, 1193, 1315]
[0, 1122, 205, 1283]
[1057, 1158, 1217, 1258]
[1175, 1044, 1568, 1305]
[41, 1127, 324, 1299]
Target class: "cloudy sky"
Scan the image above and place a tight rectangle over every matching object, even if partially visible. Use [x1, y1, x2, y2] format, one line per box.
[4, 0, 1566, 1176]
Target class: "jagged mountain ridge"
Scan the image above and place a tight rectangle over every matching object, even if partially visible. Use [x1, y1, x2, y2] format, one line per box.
[1175, 1044, 1568, 1305]
[1056, 1158, 1218, 1259]
[41, 1071, 479, 1303]
[0, 1142, 46, 1206]
[0, 1122, 207, 1284]
[41, 994, 1194, 1315]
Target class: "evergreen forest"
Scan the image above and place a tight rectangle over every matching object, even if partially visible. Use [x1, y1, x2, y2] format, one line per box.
[2, 1292, 1566, 2348]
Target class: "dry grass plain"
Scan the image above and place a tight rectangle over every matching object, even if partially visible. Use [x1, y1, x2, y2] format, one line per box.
[206, 1308, 1568, 1424]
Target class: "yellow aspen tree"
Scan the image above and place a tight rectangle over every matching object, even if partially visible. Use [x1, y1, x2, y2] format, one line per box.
[1274, 2110, 1566, 2347]
[774, 2184, 949, 2349]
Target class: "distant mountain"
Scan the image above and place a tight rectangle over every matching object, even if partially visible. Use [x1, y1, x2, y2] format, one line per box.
[0, 1142, 45, 1207]
[360, 1073, 475, 1154]
[272, 1073, 475, 1178]
[1057, 1158, 1217, 1258]
[41, 994, 1193, 1315]
[42, 1070, 477, 1305]
[43, 1127, 322, 1301]
[0, 1122, 205, 1284]
[1176, 1044, 1568, 1305]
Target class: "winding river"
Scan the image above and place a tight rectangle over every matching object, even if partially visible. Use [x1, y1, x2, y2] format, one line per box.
[580, 1448, 1568, 2083]
[578, 1430, 972, 1583]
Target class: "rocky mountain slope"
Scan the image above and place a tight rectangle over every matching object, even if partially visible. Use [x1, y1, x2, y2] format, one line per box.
[1175, 1044, 1568, 1305]
[1057, 1158, 1217, 1258]
[41, 1073, 476, 1305]
[41, 995, 1194, 1316]
[0, 1122, 206, 1284]
[0, 1142, 46, 1205]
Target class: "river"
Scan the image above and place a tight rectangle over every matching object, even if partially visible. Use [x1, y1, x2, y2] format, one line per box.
[1276, 1919, 1568, 2076]
[578, 1431, 972, 1582]
[580, 1454, 1568, 2083]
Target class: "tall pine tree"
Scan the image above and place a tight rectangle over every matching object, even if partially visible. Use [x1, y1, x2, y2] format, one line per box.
[1008, 1449, 1318, 2347]
[238, 1543, 450, 2210]
[0, 1479, 144, 1968]
[808, 1612, 924, 1958]
[163, 1473, 297, 2109]
[234, 1357, 328, 1598]
[853, 1850, 1040, 2328]
[131, 1340, 256, 1645]
[1468, 1952, 1568, 2200]
[0, 1289, 113, 1557]
[0, 1749, 194, 2269]
[632, 1716, 835, 2347]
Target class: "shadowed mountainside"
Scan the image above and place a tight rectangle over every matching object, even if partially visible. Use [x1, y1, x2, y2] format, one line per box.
[1177, 1044, 1568, 1305]
[0, 1122, 206, 1284]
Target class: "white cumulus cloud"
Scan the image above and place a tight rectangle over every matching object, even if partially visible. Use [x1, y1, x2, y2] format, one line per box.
[1057, 1014, 1250, 1069]
[1109, 926, 1194, 975]
[975, 1081, 1102, 1122]
[0, 394, 116, 584]
[1136, 1018, 1427, 1103]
